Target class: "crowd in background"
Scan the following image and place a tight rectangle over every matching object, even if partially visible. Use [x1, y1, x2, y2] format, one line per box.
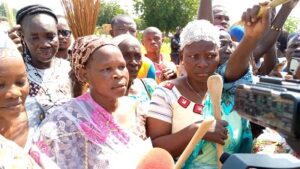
[0, 0, 300, 168]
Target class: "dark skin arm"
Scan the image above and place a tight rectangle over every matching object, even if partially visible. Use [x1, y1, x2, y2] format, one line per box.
[254, 0, 299, 75]
[257, 46, 277, 75]
[147, 117, 228, 158]
[225, 3, 270, 82]
[197, 0, 213, 22]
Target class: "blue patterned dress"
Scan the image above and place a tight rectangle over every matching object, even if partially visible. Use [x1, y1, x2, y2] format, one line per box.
[183, 64, 254, 169]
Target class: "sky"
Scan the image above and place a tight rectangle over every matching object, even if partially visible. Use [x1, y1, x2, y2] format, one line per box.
[1, 0, 299, 26]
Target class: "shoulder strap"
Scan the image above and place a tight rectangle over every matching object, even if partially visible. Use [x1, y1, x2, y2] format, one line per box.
[140, 79, 151, 99]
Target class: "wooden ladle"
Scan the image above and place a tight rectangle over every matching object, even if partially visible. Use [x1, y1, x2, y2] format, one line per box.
[207, 74, 223, 169]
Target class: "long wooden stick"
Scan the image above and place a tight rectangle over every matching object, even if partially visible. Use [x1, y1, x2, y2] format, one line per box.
[257, 0, 292, 18]
[207, 75, 223, 169]
[174, 118, 215, 169]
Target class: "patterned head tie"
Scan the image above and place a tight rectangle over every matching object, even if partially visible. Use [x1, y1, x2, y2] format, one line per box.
[70, 35, 116, 84]
[180, 19, 220, 51]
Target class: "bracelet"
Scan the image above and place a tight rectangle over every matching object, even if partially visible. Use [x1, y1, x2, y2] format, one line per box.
[270, 25, 282, 32]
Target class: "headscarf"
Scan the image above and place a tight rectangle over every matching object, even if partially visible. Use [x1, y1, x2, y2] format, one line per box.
[180, 19, 220, 51]
[0, 31, 21, 58]
[70, 35, 116, 84]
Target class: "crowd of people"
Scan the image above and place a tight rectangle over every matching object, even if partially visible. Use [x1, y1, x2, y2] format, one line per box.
[0, 0, 300, 168]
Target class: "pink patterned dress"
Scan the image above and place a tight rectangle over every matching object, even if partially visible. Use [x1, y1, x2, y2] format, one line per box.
[31, 92, 151, 169]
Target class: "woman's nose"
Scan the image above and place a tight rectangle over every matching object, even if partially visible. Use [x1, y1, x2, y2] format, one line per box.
[6, 85, 22, 99]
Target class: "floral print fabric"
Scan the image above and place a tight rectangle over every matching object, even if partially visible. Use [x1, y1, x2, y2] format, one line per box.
[33, 92, 151, 169]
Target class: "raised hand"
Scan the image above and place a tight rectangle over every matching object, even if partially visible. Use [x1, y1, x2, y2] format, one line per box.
[241, 2, 270, 40]
[160, 67, 177, 81]
[8, 25, 23, 52]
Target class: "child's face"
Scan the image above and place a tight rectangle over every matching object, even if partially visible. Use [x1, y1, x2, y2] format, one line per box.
[84, 45, 129, 101]
[0, 52, 29, 116]
[118, 39, 142, 81]
[182, 40, 219, 83]
[142, 31, 163, 53]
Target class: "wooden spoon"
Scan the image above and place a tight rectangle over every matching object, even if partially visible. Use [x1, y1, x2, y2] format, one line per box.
[207, 74, 223, 169]
[174, 118, 215, 169]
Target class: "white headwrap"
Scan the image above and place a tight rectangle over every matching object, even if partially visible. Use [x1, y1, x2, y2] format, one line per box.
[0, 31, 18, 49]
[0, 31, 21, 58]
[111, 34, 141, 46]
[180, 19, 220, 50]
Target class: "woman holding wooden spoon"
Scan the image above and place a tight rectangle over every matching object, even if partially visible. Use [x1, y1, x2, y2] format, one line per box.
[146, 3, 270, 169]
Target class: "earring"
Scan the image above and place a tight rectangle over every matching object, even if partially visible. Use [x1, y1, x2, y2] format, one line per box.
[23, 44, 31, 62]
[82, 82, 89, 93]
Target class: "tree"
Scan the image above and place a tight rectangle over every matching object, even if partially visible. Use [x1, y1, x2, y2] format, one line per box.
[283, 16, 299, 33]
[133, 0, 198, 33]
[0, 3, 17, 25]
[0, 3, 7, 17]
[97, 1, 126, 26]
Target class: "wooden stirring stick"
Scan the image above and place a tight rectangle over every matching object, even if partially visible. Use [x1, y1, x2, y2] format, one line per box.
[257, 0, 292, 18]
[207, 75, 223, 169]
[237, 0, 293, 25]
[174, 118, 215, 169]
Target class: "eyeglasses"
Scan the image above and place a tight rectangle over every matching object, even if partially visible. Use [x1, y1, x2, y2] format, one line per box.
[58, 29, 72, 37]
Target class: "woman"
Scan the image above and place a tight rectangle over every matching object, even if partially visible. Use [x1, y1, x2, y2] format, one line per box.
[147, 4, 270, 169]
[112, 34, 157, 139]
[0, 32, 57, 169]
[33, 35, 151, 168]
[14, 5, 72, 123]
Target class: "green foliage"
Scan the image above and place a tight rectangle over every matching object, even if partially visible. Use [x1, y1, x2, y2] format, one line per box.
[283, 16, 299, 33]
[97, 1, 126, 26]
[134, 17, 146, 30]
[0, 3, 17, 26]
[0, 3, 5, 17]
[133, 0, 198, 33]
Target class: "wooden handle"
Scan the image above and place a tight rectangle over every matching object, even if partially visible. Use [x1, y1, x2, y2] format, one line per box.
[174, 118, 215, 169]
[257, 0, 292, 18]
[207, 75, 223, 119]
[207, 75, 223, 169]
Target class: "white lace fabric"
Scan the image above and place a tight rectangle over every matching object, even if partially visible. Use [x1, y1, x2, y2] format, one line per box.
[180, 20, 220, 50]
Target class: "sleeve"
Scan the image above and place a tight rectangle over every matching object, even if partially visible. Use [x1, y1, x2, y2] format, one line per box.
[147, 62, 157, 80]
[147, 86, 173, 123]
[171, 38, 180, 50]
[25, 97, 45, 131]
[217, 62, 253, 94]
[143, 78, 157, 96]
[31, 109, 87, 169]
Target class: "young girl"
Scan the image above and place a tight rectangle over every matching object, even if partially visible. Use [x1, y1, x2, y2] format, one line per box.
[33, 35, 151, 168]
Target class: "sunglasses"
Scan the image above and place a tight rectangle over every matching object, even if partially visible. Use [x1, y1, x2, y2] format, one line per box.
[58, 29, 72, 37]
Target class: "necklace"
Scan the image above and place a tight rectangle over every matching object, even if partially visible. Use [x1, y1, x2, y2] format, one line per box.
[25, 58, 59, 108]
[185, 77, 207, 102]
